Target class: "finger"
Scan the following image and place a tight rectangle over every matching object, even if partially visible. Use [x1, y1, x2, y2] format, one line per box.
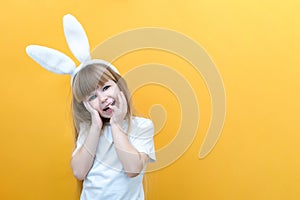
[83, 101, 88, 109]
[117, 92, 122, 109]
[83, 101, 90, 110]
[120, 92, 128, 113]
[117, 92, 125, 111]
[109, 104, 117, 113]
[120, 92, 127, 106]
[83, 101, 94, 113]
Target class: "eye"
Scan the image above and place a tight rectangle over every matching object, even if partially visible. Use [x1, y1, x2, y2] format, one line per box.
[88, 94, 97, 101]
[103, 85, 110, 91]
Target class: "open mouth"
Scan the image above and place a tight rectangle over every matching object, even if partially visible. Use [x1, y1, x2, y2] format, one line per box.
[103, 100, 115, 111]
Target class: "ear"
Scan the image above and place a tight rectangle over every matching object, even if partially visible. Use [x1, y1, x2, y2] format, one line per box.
[63, 14, 91, 63]
[26, 45, 76, 74]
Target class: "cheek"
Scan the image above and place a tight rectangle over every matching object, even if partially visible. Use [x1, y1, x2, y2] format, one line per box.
[89, 100, 99, 110]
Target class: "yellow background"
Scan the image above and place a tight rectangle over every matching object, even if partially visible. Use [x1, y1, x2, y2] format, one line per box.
[1, 0, 300, 199]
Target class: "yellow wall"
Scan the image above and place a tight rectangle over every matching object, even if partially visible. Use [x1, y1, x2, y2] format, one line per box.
[1, 0, 300, 199]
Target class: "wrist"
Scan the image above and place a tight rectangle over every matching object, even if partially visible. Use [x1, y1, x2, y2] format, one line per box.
[110, 118, 122, 128]
[110, 121, 126, 134]
[90, 123, 101, 132]
[110, 121, 122, 129]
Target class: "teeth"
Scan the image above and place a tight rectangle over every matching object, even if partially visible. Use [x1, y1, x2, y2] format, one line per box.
[103, 100, 115, 111]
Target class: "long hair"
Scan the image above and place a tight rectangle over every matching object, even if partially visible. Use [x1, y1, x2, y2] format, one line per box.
[71, 63, 133, 140]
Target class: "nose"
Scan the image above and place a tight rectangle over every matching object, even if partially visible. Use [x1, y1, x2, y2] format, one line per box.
[96, 90, 107, 103]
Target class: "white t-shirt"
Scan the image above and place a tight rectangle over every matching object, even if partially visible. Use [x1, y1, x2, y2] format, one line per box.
[72, 116, 156, 200]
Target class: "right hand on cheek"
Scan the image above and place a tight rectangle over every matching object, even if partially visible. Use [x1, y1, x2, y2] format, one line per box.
[83, 101, 103, 130]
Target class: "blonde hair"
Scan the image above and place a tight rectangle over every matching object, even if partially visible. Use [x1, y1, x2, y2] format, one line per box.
[71, 63, 133, 140]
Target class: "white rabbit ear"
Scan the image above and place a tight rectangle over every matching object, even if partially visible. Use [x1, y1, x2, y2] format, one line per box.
[63, 14, 91, 63]
[26, 45, 76, 74]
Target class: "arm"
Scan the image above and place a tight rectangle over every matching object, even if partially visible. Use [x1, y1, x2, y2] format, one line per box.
[71, 102, 102, 181]
[111, 123, 149, 178]
[110, 92, 149, 178]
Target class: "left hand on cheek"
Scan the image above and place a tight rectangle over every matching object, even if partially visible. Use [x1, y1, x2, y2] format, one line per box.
[109, 91, 128, 126]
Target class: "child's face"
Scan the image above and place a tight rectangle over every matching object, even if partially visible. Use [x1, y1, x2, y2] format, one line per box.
[85, 80, 121, 118]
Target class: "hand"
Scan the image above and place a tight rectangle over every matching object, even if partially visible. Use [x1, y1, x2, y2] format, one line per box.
[83, 101, 103, 130]
[109, 92, 128, 127]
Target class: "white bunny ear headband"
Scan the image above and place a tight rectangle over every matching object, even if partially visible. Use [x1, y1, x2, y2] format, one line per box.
[25, 14, 120, 85]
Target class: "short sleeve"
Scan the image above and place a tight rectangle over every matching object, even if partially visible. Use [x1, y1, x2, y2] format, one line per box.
[71, 123, 88, 157]
[129, 118, 156, 162]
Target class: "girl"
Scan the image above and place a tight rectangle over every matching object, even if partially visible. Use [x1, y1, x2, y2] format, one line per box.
[26, 14, 155, 199]
[71, 62, 156, 199]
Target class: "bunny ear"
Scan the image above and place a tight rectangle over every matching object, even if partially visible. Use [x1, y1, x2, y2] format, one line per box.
[26, 45, 76, 74]
[63, 14, 91, 63]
